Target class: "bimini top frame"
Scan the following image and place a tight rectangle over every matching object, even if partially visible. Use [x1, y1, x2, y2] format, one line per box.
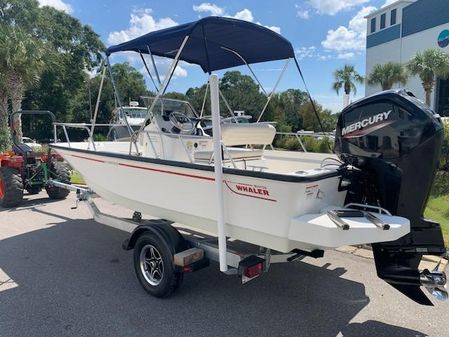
[100, 16, 326, 152]
[105, 16, 294, 73]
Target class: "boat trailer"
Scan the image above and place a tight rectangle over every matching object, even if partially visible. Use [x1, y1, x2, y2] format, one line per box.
[48, 178, 447, 301]
[49, 179, 326, 295]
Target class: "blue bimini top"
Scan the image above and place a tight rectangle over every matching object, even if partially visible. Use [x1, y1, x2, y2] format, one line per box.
[106, 16, 294, 73]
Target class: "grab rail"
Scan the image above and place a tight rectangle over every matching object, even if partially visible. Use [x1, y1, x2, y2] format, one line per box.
[53, 122, 97, 150]
[52, 121, 334, 163]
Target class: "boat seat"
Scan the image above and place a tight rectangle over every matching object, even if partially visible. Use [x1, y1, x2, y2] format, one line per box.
[194, 147, 263, 162]
[221, 123, 276, 146]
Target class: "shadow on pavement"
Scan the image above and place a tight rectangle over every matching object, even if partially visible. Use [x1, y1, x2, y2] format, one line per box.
[341, 320, 427, 337]
[0, 216, 428, 337]
[1, 193, 65, 213]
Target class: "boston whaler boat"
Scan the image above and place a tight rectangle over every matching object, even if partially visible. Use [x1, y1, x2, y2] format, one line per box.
[50, 17, 447, 304]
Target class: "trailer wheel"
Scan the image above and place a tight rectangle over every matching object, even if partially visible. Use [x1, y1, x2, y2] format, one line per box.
[0, 167, 24, 208]
[46, 162, 70, 199]
[134, 233, 182, 298]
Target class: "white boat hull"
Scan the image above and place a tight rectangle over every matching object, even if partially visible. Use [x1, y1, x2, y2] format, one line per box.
[52, 143, 410, 253]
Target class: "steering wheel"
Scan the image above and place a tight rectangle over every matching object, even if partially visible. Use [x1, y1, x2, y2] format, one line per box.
[168, 111, 195, 133]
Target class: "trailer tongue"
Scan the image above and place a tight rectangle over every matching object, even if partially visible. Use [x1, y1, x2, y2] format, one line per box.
[335, 89, 447, 305]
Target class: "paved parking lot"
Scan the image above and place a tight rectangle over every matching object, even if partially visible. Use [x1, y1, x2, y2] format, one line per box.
[1, 192, 448, 337]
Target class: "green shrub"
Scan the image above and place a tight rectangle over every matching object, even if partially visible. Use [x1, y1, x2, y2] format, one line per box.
[440, 123, 449, 171]
[284, 137, 301, 151]
[303, 136, 319, 152]
[0, 126, 11, 152]
[430, 173, 449, 198]
[317, 137, 333, 153]
[93, 133, 108, 141]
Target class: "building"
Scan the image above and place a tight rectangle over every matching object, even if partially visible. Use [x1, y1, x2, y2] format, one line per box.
[365, 0, 449, 116]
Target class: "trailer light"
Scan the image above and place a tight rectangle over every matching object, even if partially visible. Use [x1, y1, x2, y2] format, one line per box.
[243, 262, 263, 279]
[239, 255, 265, 284]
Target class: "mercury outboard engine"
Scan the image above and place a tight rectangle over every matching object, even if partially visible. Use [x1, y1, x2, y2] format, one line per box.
[335, 89, 447, 305]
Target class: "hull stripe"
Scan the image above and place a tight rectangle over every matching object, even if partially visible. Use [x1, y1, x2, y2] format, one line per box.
[68, 153, 278, 202]
[118, 162, 215, 181]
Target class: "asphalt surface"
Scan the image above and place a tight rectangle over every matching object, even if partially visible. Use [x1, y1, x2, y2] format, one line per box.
[1, 192, 448, 337]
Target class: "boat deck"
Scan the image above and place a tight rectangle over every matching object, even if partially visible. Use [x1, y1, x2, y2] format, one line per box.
[54, 141, 338, 175]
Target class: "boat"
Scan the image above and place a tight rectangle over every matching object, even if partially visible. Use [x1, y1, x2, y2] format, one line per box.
[107, 101, 148, 141]
[50, 17, 447, 304]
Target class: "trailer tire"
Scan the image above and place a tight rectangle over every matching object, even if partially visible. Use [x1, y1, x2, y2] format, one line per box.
[46, 162, 70, 199]
[134, 233, 182, 298]
[0, 167, 24, 208]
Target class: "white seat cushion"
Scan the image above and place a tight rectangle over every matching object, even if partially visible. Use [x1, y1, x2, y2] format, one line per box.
[221, 123, 276, 146]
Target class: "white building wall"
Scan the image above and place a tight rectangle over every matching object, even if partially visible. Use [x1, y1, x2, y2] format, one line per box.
[365, 1, 449, 111]
[365, 39, 402, 96]
[400, 22, 449, 108]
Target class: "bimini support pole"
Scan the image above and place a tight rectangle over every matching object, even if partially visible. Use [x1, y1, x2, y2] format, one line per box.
[200, 80, 209, 118]
[257, 58, 290, 123]
[137, 36, 190, 136]
[106, 56, 139, 154]
[88, 60, 106, 149]
[209, 74, 227, 273]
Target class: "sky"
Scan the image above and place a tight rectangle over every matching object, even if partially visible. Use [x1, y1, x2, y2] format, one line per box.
[38, 0, 397, 112]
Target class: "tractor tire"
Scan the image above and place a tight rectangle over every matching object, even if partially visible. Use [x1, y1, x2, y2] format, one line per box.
[0, 167, 24, 208]
[46, 162, 70, 200]
[26, 186, 42, 195]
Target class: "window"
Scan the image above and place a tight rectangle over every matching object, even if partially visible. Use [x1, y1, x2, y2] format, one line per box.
[371, 17, 376, 33]
[380, 13, 386, 29]
[391, 9, 397, 25]
[437, 78, 449, 116]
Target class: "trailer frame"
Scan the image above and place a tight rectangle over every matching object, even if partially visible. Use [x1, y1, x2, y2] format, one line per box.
[48, 179, 325, 295]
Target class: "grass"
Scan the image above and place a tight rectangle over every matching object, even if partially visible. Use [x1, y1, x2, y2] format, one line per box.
[70, 170, 85, 185]
[425, 194, 449, 248]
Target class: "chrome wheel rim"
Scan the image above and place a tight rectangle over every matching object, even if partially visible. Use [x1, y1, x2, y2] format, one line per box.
[140, 244, 164, 286]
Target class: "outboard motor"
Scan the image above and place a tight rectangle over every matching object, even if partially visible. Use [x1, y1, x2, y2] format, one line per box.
[335, 89, 447, 305]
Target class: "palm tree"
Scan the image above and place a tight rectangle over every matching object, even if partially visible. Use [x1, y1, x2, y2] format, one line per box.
[0, 25, 45, 143]
[333, 64, 364, 109]
[368, 62, 408, 91]
[407, 49, 449, 106]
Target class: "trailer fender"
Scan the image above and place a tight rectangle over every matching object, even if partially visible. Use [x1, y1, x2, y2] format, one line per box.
[122, 220, 188, 255]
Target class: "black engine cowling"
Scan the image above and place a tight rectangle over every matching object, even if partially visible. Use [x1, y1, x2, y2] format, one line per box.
[335, 89, 446, 305]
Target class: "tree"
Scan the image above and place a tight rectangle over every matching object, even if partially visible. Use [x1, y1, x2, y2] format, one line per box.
[0, 66, 9, 151]
[0, 0, 104, 140]
[185, 71, 267, 119]
[186, 84, 209, 116]
[368, 62, 408, 91]
[219, 71, 265, 119]
[0, 25, 45, 142]
[22, 5, 104, 122]
[332, 64, 364, 108]
[66, 63, 148, 127]
[300, 101, 336, 132]
[276, 89, 308, 131]
[407, 49, 449, 106]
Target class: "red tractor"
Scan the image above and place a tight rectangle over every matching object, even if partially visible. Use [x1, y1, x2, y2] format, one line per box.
[0, 111, 70, 208]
